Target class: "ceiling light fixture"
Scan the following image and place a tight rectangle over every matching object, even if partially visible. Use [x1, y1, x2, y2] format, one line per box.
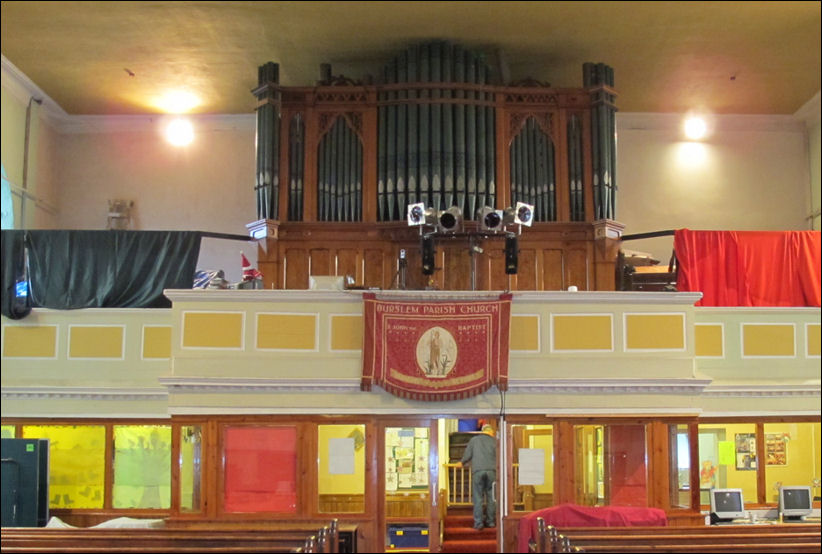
[683, 114, 708, 141]
[165, 117, 194, 147]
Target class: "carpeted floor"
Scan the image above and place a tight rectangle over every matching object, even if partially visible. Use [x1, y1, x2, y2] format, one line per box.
[440, 512, 498, 553]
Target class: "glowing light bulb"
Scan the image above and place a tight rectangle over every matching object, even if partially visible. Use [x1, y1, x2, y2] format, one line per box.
[683, 115, 708, 140]
[165, 117, 194, 146]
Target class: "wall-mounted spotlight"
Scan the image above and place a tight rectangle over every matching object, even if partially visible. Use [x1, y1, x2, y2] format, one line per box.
[438, 206, 463, 233]
[514, 202, 534, 226]
[477, 206, 504, 232]
[407, 202, 437, 227]
[502, 207, 517, 226]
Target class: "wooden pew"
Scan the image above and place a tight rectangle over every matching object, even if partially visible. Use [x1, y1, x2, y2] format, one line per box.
[554, 523, 821, 554]
[163, 519, 348, 553]
[528, 518, 581, 553]
[0, 527, 327, 553]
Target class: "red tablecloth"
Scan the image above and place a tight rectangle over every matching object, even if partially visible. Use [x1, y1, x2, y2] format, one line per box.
[517, 503, 667, 552]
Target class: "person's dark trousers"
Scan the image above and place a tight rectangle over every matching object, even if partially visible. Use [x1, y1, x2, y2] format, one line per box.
[471, 469, 496, 528]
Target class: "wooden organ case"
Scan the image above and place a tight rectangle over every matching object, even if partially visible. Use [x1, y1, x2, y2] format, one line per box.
[248, 41, 623, 291]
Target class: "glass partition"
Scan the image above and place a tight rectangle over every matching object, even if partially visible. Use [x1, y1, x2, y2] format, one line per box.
[511, 424, 554, 511]
[112, 425, 171, 508]
[763, 422, 821, 505]
[22, 424, 106, 509]
[223, 426, 297, 513]
[385, 426, 431, 551]
[698, 423, 757, 506]
[179, 425, 202, 513]
[318, 424, 366, 513]
[575, 423, 648, 507]
[670, 424, 691, 508]
[574, 424, 605, 506]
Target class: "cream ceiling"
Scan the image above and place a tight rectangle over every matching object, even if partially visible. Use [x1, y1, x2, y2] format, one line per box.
[1, 1, 819, 116]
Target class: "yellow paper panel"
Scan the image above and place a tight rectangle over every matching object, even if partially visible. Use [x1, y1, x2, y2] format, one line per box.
[257, 314, 316, 350]
[330, 315, 362, 351]
[69, 326, 123, 358]
[143, 326, 171, 359]
[511, 315, 540, 351]
[22, 425, 106, 509]
[3, 325, 57, 357]
[695, 324, 723, 357]
[553, 315, 612, 351]
[743, 324, 794, 357]
[718, 441, 735, 466]
[807, 324, 821, 356]
[625, 314, 684, 350]
[183, 312, 243, 348]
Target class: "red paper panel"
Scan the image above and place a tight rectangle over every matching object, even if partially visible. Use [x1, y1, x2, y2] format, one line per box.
[223, 426, 297, 513]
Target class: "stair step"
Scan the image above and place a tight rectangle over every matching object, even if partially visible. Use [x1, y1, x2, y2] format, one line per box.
[444, 515, 477, 525]
[444, 526, 496, 535]
[441, 512, 497, 553]
[440, 539, 498, 553]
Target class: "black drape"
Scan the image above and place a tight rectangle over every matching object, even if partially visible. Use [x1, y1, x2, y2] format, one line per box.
[1, 230, 202, 319]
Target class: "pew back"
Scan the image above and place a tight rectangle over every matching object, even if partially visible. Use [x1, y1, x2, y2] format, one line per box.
[0, 526, 330, 554]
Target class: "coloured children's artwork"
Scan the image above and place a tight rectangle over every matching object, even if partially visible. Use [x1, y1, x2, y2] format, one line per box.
[700, 460, 717, 488]
[385, 427, 429, 489]
[765, 433, 788, 466]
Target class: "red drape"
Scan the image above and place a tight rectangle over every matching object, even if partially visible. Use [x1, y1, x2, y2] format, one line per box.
[516, 504, 667, 552]
[674, 230, 821, 307]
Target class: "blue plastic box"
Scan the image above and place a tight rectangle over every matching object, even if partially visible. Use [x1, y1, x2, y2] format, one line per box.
[387, 524, 429, 548]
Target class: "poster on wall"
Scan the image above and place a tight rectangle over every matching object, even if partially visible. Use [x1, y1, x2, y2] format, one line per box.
[735, 433, 757, 470]
[765, 433, 788, 466]
[385, 427, 429, 489]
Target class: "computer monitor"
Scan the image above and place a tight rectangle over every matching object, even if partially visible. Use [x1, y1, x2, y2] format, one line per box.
[710, 488, 745, 523]
[779, 486, 812, 522]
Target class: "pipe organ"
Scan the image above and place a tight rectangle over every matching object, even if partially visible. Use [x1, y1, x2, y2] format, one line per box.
[249, 41, 622, 292]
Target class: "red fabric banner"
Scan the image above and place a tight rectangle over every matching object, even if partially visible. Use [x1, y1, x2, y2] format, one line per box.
[361, 293, 512, 401]
[675, 229, 821, 307]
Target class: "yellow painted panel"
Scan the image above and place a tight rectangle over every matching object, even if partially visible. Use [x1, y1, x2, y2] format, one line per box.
[695, 324, 723, 357]
[183, 312, 243, 349]
[331, 315, 362, 351]
[257, 314, 316, 350]
[743, 324, 794, 357]
[553, 315, 612, 351]
[511, 315, 540, 351]
[69, 326, 123, 358]
[3, 325, 57, 357]
[626, 314, 684, 350]
[143, 326, 172, 359]
[807, 324, 821, 356]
